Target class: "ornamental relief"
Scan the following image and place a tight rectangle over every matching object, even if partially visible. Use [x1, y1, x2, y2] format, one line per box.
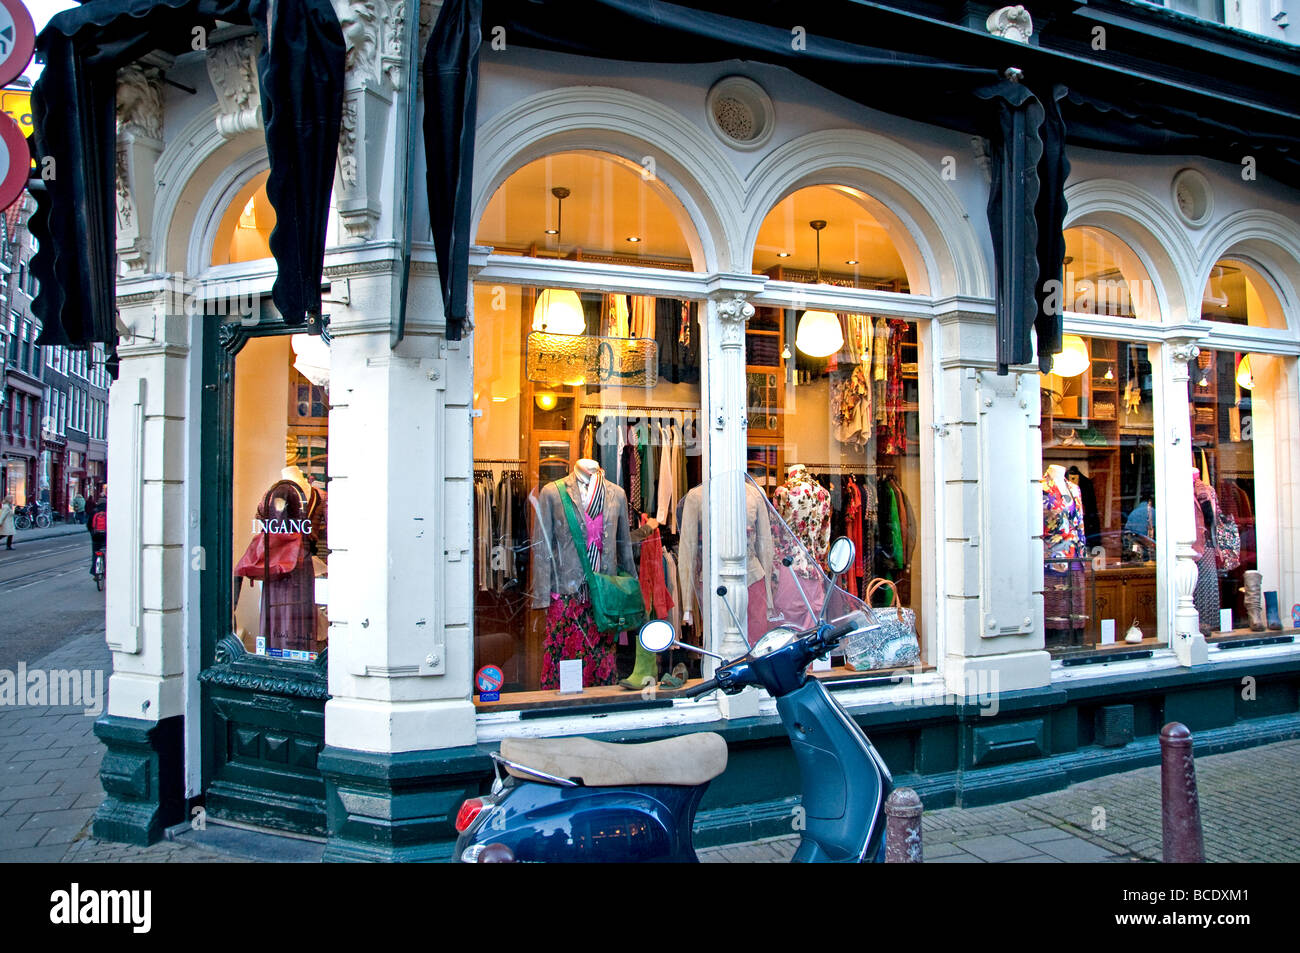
[334, 0, 437, 91]
[206, 33, 263, 139]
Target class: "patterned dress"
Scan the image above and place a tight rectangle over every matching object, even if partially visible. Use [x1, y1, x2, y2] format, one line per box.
[773, 465, 832, 575]
[1042, 474, 1089, 631]
[540, 481, 618, 690]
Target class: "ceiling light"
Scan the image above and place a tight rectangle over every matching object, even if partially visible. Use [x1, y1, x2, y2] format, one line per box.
[626, 236, 641, 243]
[535, 392, 559, 411]
[776, 251, 791, 258]
[545, 187, 570, 244]
[845, 259, 858, 265]
[1050, 334, 1090, 378]
[531, 288, 586, 335]
[544, 229, 558, 235]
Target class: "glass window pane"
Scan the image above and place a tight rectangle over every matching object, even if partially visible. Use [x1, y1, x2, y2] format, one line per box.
[471, 280, 704, 704]
[232, 335, 329, 662]
[1042, 337, 1161, 652]
[1200, 259, 1286, 329]
[1062, 227, 1158, 319]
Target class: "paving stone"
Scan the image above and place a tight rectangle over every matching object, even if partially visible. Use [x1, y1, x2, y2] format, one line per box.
[1009, 826, 1078, 845]
[953, 834, 1043, 862]
[0, 844, 69, 862]
[19, 807, 94, 830]
[1033, 836, 1119, 862]
[38, 823, 91, 847]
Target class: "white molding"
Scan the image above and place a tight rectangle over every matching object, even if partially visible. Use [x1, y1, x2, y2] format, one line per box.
[741, 128, 990, 300]
[190, 149, 271, 277]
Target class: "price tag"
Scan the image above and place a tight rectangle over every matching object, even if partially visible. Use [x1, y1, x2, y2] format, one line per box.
[558, 659, 584, 694]
[1219, 609, 1233, 633]
[1099, 619, 1116, 645]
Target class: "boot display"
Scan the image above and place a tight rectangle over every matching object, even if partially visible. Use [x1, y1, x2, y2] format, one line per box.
[1243, 570, 1266, 632]
[1264, 590, 1284, 632]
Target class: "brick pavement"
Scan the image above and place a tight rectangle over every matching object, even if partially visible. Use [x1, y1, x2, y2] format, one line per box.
[699, 737, 1300, 863]
[4, 628, 1299, 862]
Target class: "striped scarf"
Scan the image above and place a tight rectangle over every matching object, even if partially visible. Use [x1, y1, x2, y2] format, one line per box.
[582, 471, 605, 569]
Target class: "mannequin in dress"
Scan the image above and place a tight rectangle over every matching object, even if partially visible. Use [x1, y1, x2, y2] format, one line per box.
[531, 459, 635, 690]
[1191, 465, 1221, 635]
[1043, 463, 1088, 646]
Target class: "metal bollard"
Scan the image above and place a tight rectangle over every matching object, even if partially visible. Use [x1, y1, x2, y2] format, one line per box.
[1160, 722, 1205, 863]
[884, 786, 923, 862]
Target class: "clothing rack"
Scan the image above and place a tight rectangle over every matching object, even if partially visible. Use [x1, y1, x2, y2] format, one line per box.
[474, 457, 525, 464]
[800, 462, 894, 473]
[579, 403, 699, 415]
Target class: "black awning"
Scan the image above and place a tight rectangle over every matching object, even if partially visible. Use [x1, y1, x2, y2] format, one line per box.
[30, 0, 344, 365]
[422, 0, 1063, 372]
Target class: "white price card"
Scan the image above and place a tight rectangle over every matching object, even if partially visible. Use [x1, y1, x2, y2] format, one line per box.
[558, 659, 584, 694]
[811, 655, 832, 672]
[1100, 619, 1116, 645]
[1220, 608, 1233, 633]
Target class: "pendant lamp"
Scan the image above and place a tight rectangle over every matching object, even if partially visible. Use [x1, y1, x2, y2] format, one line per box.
[1050, 334, 1091, 378]
[532, 288, 586, 335]
[1235, 353, 1254, 390]
[795, 220, 844, 358]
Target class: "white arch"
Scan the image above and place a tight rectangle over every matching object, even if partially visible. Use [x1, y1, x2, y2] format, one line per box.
[1196, 209, 1300, 334]
[742, 129, 990, 300]
[1062, 178, 1196, 324]
[472, 86, 741, 273]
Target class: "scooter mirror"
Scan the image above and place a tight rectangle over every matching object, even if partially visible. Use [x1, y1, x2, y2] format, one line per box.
[827, 536, 855, 576]
[638, 619, 676, 653]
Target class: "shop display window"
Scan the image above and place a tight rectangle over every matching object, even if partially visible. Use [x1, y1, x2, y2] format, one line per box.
[210, 170, 275, 267]
[229, 335, 330, 662]
[1188, 348, 1290, 635]
[1200, 258, 1287, 329]
[1061, 226, 1159, 320]
[1041, 337, 1163, 652]
[471, 151, 706, 707]
[749, 186, 926, 674]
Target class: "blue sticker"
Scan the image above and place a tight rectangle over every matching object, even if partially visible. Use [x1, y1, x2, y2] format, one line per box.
[479, 691, 500, 703]
[476, 665, 504, 693]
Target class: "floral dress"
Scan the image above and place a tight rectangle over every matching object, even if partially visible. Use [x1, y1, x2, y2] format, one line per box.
[773, 465, 832, 575]
[1042, 474, 1089, 630]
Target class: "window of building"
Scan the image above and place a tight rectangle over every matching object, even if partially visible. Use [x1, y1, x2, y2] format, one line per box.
[211, 170, 276, 267]
[1062, 227, 1158, 320]
[470, 150, 706, 706]
[1041, 337, 1163, 653]
[1200, 258, 1286, 329]
[230, 333, 329, 662]
[750, 186, 926, 674]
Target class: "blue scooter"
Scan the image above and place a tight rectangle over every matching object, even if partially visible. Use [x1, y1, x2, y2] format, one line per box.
[455, 536, 894, 863]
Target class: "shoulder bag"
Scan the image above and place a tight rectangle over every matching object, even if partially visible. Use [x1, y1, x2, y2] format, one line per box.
[557, 481, 646, 633]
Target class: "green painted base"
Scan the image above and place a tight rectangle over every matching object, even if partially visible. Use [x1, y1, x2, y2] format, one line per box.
[92, 715, 185, 847]
[318, 745, 493, 863]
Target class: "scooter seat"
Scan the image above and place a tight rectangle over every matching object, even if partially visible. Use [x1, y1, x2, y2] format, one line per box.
[499, 732, 728, 787]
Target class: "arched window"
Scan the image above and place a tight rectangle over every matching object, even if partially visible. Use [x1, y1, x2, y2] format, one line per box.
[211, 170, 275, 266]
[1200, 258, 1286, 329]
[476, 150, 698, 269]
[752, 185, 912, 292]
[1062, 227, 1158, 320]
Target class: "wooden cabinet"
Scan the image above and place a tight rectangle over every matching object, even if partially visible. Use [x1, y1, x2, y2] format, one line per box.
[1087, 564, 1158, 645]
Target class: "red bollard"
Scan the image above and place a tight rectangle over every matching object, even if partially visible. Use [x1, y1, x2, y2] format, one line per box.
[884, 787, 923, 862]
[1160, 722, 1205, 863]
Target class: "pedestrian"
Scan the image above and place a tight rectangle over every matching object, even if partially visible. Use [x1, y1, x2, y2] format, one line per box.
[73, 491, 86, 524]
[87, 490, 107, 575]
[0, 495, 15, 550]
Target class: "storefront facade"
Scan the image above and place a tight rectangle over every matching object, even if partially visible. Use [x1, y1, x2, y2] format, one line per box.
[32, 0, 1300, 857]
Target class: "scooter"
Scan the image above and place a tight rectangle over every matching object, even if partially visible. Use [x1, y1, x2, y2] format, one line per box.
[455, 535, 894, 863]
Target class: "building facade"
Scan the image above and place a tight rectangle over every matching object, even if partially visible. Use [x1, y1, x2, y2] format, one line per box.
[1, 194, 43, 508]
[32, 0, 1300, 858]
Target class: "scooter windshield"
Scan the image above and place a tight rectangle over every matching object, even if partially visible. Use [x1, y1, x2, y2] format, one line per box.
[692, 470, 877, 655]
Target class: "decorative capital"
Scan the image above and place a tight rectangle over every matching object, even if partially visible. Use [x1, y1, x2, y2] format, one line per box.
[1169, 340, 1201, 365]
[711, 291, 755, 324]
[116, 64, 164, 140]
[206, 34, 263, 139]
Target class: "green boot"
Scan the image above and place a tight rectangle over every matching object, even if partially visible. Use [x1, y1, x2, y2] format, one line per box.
[619, 638, 659, 691]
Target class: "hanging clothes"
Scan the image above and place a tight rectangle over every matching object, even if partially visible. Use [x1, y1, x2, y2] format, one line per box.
[1043, 471, 1089, 632]
[879, 319, 908, 455]
[773, 464, 832, 574]
[636, 523, 674, 619]
[831, 364, 873, 448]
[629, 295, 656, 339]
[605, 293, 630, 337]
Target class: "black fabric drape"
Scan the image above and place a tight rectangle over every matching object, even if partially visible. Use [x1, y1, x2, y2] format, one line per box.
[422, 0, 482, 342]
[30, 0, 344, 360]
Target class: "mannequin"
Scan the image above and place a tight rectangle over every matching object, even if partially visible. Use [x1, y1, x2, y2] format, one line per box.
[1191, 466, 1221, 635]
[1043, 464, 1088, 646]
[678, 481, 777, 646]
[772, 464, 831, 627]
[531, 460, 635, 690]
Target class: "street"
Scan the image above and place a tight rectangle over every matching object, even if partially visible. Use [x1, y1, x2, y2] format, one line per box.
[0, 530, 104, 670]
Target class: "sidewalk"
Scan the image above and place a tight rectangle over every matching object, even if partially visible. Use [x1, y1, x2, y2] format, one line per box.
[3, 627, 1299, 862]
[6, 522, 87, 544]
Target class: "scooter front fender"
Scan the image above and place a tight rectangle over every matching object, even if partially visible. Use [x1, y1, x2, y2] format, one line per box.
[456, 780, 708, 863]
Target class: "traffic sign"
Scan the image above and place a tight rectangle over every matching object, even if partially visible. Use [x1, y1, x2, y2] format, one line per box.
[475, 664, 504, 702]
[0, 0, 34, 89]
[1, 86, 31, 137]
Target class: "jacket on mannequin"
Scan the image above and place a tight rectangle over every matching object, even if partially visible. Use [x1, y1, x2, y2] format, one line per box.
[531, 467, 635, 608]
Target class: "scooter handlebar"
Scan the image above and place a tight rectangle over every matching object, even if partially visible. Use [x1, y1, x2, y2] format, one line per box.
[682, 678, 719, 700]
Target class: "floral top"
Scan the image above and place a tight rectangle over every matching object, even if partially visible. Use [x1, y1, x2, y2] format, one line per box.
[1043, 473, 1086, 566]
[774, 465, 832, 576]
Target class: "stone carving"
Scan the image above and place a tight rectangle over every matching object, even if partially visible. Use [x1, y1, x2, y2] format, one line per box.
[115, 147, 133, 230]
[712, 291, 755, 348]
[986, 5, 1034, 43]
[116, 65, 164, 140]
[1169, 341, 1201, 365]
[338, 97, 359, 189]
[206, 34, 263, 138]
[115, 65, 164, 272]
[333, 0, 435, 90]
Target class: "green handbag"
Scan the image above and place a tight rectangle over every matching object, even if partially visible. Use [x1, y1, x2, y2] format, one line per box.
[557, 482, 647, 633]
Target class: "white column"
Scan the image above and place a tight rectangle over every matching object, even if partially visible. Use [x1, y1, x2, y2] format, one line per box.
[704, 279, 762, 718]
[104, 279, 191, 721]
[937, 307, 1051, 695]
[1163, 338, 1209, 666]
[323, 266, 477, 753]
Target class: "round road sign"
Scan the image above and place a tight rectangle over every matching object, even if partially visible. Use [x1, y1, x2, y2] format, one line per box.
[0, 0, 35, 89]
